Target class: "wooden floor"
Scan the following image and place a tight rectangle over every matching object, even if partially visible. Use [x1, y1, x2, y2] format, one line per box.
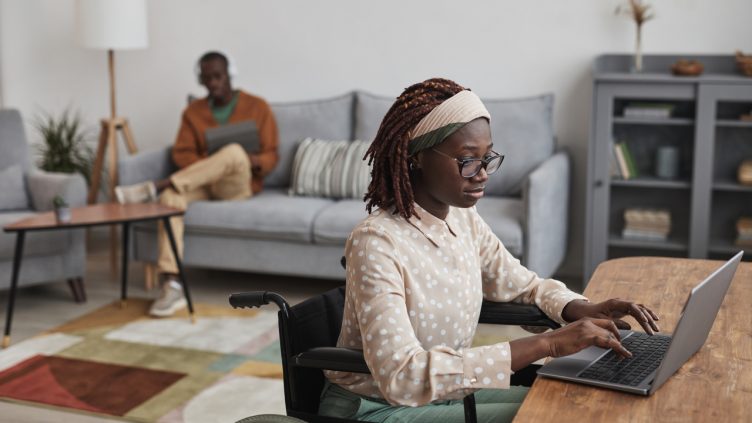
[0, 227, 342, 422]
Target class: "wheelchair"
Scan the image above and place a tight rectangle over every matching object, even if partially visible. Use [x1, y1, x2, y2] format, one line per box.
[229, 279, 559, 423]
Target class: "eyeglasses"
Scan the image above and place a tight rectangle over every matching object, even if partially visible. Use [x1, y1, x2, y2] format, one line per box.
[430, 148, 504, 178]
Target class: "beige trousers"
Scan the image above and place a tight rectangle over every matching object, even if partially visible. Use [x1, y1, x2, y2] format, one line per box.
[157, 143, 252, 275]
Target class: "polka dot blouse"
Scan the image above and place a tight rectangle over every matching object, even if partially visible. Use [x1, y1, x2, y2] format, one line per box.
[325, 203, 587, 407]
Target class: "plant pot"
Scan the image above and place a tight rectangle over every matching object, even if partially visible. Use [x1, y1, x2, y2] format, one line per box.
[55, 207, 71, 223]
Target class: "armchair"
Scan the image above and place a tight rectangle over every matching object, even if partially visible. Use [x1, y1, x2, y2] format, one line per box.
[0, 109, 87, 300]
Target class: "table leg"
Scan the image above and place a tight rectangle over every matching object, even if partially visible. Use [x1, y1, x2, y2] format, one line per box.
[120, 222, 130, 308]
[162, 217, 195, 323]
[3, 231, 25, 348]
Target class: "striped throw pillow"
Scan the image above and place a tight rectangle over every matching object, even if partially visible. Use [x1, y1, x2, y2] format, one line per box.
[289, 138, 372, 199]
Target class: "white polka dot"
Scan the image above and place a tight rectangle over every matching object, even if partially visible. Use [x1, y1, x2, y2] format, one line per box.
[474, 367, 483, 374]
[486, 358, 494, 365]
[483, 377, 491, 385]
[497, 373, 505, 380]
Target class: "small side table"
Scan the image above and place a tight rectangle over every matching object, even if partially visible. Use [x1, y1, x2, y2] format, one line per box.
[2, 203, 195, 348]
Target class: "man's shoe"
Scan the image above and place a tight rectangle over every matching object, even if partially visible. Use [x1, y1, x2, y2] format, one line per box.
[149, 280, 188, 317]
[114, 181, 157, 204]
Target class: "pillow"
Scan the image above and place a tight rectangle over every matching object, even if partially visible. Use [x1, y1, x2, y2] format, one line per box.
[354, 90, 396, 142]
[482, 94, 555, 196]
[0, 165, 29, 211]
[266, 93, 355, 188]
[289, 138, 372, 199]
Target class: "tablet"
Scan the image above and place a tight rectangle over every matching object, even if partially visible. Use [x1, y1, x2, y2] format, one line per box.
[205, 121, 260, 155]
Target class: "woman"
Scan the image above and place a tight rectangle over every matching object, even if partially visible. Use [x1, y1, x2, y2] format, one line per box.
[320, 78, 659, 422]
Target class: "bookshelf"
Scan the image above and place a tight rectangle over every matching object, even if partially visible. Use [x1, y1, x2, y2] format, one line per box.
[584, 54, 752, 284]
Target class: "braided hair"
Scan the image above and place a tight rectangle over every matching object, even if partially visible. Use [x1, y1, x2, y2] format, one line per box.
[363, 78, 465, 219]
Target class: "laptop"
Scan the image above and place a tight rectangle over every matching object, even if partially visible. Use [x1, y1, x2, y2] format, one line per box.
[205, 121, 260, 155]
[537, 251, 743, 395]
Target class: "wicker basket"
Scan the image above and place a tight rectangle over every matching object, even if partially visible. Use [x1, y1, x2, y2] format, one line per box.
[671, 59, 704, 76]
[736, 51, 752, 77]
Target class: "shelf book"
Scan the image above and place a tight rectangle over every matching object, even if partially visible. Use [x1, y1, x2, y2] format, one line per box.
[612, 142, 638, 180]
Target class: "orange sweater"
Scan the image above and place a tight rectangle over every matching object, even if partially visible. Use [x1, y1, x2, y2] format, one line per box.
[172, 90, 279, 194]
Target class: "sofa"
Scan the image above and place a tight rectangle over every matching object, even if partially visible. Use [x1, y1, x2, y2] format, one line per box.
[118, 91, 569, 280]
[0, 109, 87, 294]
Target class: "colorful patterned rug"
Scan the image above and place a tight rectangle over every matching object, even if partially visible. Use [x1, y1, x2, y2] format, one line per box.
[0, 299, 285, 422]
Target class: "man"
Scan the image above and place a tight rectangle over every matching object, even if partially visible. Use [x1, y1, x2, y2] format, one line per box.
[116, 51, 279, 317]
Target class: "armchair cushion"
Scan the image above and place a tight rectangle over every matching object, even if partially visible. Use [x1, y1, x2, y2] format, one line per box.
[484, 94, 555, 197]
[0, 165, 29, 211]
[26, 170, 86, 211]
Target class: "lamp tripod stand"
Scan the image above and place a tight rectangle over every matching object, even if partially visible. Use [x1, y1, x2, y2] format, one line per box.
[87, 50, 139, 272]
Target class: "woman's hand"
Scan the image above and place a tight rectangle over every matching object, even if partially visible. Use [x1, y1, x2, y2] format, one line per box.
[544, 318, 633, 359]
[562, 298, 660, 335]
[510, 317, 632, 371]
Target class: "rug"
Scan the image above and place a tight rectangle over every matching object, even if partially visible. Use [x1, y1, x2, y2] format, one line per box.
[0, 299, 286, 422]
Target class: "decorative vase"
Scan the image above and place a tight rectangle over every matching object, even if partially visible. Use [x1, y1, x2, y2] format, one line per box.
[633, 24, 643, 72]
[55, 207, 71, 223]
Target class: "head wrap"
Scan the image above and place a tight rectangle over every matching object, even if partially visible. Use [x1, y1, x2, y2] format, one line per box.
[407, 89, 490, 156]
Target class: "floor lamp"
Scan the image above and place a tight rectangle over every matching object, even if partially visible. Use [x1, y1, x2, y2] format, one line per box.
[77, 0, 149, 271]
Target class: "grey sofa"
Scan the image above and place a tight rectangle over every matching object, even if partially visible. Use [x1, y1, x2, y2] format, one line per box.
[0, 109, 87, 295]
[119, 91, 569, 280]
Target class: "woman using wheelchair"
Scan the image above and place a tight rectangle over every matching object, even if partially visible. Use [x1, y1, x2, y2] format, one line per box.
[319, 78, 660, 423]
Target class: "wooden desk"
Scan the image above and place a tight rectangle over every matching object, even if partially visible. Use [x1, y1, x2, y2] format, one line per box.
[514, 257, 751, 422]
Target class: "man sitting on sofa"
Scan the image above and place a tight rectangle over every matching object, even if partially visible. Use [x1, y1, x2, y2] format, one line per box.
[116, 50, 279, 317]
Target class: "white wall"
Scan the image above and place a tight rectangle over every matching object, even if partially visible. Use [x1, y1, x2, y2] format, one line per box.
[2, 0, 751, 278]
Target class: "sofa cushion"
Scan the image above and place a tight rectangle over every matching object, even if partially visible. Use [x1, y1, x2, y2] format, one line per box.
[0, 211, 71, 259]
[475, 197, 524, 258]
[483, 94, 555, 197]
[266, 94, 354, 188]
[183, 189, 335, 243]
[354, 91, 395, 142]
[289, 138, 371, 199]
[0, 165, 29, 211]
[312, 199, 369, 245]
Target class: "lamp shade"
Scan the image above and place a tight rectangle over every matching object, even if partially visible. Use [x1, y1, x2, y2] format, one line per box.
[76, 0, 148, 50]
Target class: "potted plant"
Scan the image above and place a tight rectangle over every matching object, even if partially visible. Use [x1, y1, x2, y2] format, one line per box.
[52, 195, 71, 223]
[34, 107, 94, 185]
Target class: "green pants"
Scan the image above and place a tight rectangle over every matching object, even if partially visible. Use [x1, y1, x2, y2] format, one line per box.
[319, 381, 528, 423]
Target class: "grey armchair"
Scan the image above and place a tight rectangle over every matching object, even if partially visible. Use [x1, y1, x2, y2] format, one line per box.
[0, 109, 87, 300]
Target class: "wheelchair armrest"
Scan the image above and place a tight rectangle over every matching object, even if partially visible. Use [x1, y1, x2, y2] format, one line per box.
[479, 301, 560, 329]
[295, 347, 370, 374]
[229, 291, 290, 312]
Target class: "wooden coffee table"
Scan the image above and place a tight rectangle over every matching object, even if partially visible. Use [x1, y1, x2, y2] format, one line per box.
[2, 203, 195, 348]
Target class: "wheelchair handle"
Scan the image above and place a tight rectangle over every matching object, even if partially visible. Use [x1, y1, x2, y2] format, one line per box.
[229, 291, 289, 312]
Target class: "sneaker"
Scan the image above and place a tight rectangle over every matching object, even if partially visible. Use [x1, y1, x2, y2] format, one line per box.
[149, 279, 187, 317]
[115, 181, 157, 204]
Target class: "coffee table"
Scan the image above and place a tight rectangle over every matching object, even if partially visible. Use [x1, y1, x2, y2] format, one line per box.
[2, 203, 195, 348]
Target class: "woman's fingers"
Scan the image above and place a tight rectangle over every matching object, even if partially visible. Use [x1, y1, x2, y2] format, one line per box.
[628, 303, 655, 335]
[590, 318, 622, 341]
[613, 319, 631, 330]
[594, 332, 632, 359]
[640, 304, 661, 322]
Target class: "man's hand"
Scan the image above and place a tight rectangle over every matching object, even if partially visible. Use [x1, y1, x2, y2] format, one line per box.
[544, 317, 633, 359]
[249, 154, 261, 175]
[562, 298, 660, 335]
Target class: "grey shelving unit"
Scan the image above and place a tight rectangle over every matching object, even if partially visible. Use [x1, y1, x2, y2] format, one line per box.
[584, 54, 752, 284]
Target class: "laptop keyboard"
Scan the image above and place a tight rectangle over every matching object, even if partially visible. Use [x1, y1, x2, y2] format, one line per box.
[578, 332, 672, 387]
